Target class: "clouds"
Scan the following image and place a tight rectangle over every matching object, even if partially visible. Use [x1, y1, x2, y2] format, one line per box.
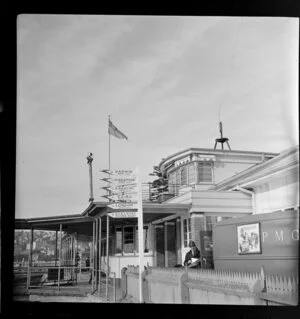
[16, 15, 298, 218]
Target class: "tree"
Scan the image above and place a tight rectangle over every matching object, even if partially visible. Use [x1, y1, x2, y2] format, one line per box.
[148, 165, 168, 202]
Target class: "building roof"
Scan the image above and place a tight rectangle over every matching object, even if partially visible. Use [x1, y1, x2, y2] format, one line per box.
[211, 145, 299, 191]
[14, 214, 95, 231]
[158, 147, 278, 174]
[14, 201, 191, 231]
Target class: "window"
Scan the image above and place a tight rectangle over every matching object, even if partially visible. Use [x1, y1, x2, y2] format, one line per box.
[181, 165, 188, 186]
[188, 163, 195, 184]
[115, 227, 122, 254]
[197, 162, 213, 183]
[174, 170, 181, 195]
[123, 226, 134, 253]
[168, 172, 176, 194]
[183, 218, 191, 248]
[135, 226, 150, 253]
[176, 170, 181, 185]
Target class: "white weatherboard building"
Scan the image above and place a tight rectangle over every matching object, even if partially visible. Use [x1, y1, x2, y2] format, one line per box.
[15, 145, 299, 281]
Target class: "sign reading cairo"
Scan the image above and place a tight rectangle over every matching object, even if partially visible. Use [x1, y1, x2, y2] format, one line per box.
[106, 193, 138, 202]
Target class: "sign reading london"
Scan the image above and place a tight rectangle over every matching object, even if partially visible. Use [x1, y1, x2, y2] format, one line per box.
[101, 168, 138, 211]
[107, 211, 138, 218]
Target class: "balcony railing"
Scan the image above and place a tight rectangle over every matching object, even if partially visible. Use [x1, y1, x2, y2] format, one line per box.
[141, 183, 196, 203]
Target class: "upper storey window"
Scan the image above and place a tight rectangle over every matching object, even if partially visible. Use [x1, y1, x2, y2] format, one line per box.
[168, 159, 214, 194]
[197, 162, 213, 183]
[188, 163, 195, 184]
[181, 165, 188, 185]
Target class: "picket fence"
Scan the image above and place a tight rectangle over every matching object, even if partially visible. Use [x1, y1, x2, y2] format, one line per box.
[123, 265, 298, 305]
[187, 268, 265, 293]
[265, 274, 298, 295]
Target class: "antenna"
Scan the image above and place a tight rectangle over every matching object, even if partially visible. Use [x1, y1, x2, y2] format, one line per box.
[214, 121, 231, 151]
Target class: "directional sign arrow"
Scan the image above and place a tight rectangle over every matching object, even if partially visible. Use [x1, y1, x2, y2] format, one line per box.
[107, 202, 138, 210]
[102, 195, 136, 202]
[101, 178, 113, 183]
[101, 169, 136, 175]
[101, 185, 138, 194]
[100, 169, 113, 174]
[104, 193, 138, 202]
[100, 176, 137, 184]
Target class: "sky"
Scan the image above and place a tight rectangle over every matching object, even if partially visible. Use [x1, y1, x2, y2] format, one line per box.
[16, 15, 299, 219]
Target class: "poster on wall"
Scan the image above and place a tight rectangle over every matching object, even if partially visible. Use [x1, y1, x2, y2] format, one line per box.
[237, 223, 261, 254]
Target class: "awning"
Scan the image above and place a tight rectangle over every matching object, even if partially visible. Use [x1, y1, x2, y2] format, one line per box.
[14, 201, 191, 232]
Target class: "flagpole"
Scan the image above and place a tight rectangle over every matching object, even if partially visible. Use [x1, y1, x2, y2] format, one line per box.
[108, 115, 111, 171]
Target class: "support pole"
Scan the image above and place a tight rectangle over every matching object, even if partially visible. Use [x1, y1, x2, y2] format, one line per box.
[71, 235, 74, 281]
[92, 220, 95, 292]
[108, 115, 111, 172]
[164, 223, 168, 267]
[58, 224, 62, 291]
[106, 215, 110, 300]
[26, 228, 34, 290]
[95, 218, 99, 290]
[55, 230, 58, 267]
[75, 233, 78, 283]
[87, 153, 94, 202]
[137, 167, 144, 303]
[99, 217, 102, 295]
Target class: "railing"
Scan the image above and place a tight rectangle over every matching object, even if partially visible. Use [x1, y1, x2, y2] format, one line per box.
[13, 264, 84, 289]
[91, 269, 116, 302]
[141, 183, 195, 203]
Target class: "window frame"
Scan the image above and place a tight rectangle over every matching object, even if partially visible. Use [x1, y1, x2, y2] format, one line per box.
[114, 226, 123, 256]
[122, 225, 135, 255]
[113, 224, 152, 256]
[182, 217, 191, 248]
[180, 165, 188, 186]
[197, 161, 214, 184]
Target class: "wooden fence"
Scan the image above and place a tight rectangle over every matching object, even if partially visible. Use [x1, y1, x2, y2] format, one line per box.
[121, 266, 298, 305]
[259, 274, 298, 306]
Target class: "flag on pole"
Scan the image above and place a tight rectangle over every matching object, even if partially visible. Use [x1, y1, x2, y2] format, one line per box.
[108, 119, 128, 140]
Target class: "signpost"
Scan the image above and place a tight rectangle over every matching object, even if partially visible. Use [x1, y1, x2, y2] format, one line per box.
[100, 167, 143, 303]
[136, 167, 144, 304]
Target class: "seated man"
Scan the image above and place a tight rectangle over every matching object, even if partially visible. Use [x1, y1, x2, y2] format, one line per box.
[184, 241, 201, 269]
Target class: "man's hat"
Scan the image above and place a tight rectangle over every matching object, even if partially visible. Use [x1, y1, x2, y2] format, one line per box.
[189, 241, 196, 248]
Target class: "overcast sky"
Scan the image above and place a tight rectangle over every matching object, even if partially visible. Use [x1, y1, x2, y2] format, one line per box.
[16, 15, 299, 219]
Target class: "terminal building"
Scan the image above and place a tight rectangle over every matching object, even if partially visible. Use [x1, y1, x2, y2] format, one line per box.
[15, 136, 299, 283]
